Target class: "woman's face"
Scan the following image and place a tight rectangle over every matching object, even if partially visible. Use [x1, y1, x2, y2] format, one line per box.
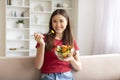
[52, 14, 67, 34]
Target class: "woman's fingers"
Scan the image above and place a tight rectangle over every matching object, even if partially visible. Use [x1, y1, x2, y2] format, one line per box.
[34, 33, 44, 42]
[34, 33, 39, 41]
[62, 53, 74, 62]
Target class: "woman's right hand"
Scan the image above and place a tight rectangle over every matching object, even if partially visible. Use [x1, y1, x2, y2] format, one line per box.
[34, 33, 45, 45]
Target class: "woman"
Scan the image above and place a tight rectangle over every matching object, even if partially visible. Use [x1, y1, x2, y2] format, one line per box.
[34, 9, 82, 80]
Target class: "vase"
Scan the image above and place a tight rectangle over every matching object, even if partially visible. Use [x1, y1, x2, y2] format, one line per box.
[18, 23, 24, 28]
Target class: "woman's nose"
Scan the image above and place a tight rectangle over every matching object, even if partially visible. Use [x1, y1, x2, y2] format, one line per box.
[57, 22, 60, 26]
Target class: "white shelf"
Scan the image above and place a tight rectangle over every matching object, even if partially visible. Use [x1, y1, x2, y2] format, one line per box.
[53, 7, 72, 10]
[7, 17, 29, 19]
[31, 11, 52, 14]
[7, 28, 29, 30]
[30, 48, 36, 50]
[7, 50, 29, 52]
[30, 23, 49, 26]
[38, 0, 52, 1]
[5, 0, 73, 56]
[5, 0, 30, 56]
[7, 39, 29, 41]
[7, 5, 29, 8]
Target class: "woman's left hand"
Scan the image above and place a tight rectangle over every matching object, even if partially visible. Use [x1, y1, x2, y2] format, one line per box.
[60, 53, 74, 62]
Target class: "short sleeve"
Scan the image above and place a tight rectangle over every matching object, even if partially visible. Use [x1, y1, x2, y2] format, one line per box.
[74, 40, 80, 51]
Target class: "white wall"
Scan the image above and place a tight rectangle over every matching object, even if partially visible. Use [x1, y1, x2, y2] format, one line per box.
[76, 0, 96, 55]
[0, 0, 5, 56]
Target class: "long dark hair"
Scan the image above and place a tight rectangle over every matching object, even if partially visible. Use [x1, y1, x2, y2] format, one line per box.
[45, 9, 74, 51]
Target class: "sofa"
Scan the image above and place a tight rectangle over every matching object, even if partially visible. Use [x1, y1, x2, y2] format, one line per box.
[0, 54, 120, 80]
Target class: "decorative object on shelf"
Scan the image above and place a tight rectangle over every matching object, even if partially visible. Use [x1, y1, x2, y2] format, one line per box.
[19, 34, 25, 40]
[31, 16, 35, 24]
[41, 6, 46, 12]
[34, 5, 40, 12]
[16, 20, 24, 28]
[21, 9, 29, 17]
[22, 0, 25, 6]
[17, 46, 24, 50]
[16, 20, 24, 24]
[7, 0, 12, 5]
[20, 46, 24, 49]
[63, 3, 69, 8]
[9, 48, 16, 50]
[34, 15, 39, 24]
[11, 10, 17, 17]
[56, 3, 62, 7]
[21, 12, 24, 17]
[34, 4, 46, 12]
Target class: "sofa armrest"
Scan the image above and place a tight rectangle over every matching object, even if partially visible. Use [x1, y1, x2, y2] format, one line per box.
[0, 56, 40, 80]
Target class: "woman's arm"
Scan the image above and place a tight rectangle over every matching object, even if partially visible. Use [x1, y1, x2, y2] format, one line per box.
[69, 51, 82, 71]
[34, 44, 45, 70]
[63, 51, 82, 71]
[34, 33, 45, 70]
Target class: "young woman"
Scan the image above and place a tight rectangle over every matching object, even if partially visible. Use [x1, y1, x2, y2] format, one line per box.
[34, 9, 82, 80]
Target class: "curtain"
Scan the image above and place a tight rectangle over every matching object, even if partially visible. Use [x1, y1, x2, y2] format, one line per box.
[93, 0, 120, 54]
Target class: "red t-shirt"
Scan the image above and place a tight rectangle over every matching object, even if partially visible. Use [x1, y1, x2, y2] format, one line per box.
[36, 39, 79, 73]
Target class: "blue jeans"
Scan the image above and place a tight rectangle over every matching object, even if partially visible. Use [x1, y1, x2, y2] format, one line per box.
[40, 71, 74, 80]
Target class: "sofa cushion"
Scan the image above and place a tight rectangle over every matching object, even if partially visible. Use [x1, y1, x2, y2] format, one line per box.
[73, 54, 120, 80]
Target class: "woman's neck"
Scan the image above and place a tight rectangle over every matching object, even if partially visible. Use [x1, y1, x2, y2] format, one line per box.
[55, 33, 63, 40]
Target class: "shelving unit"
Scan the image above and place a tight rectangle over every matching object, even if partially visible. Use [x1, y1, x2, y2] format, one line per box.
[5, 0, 30, 56]
[5, 0, 74, 56]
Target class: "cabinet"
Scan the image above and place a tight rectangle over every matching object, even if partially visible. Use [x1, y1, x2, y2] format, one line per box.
[5, 0, 75, 56]
[6, 0, 30, 56]
[29, 0, 52, 56]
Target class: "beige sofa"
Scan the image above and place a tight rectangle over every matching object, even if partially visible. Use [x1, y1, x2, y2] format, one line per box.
[0, 54, 120, 80]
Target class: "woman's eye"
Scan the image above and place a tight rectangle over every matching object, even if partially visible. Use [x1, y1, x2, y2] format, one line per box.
[52, 19, 64, 23]
[53, 20, 57, 23]
[60, 20, 64, 23]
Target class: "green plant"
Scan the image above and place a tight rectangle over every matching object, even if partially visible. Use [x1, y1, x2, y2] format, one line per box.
[16, 20, 24, 24]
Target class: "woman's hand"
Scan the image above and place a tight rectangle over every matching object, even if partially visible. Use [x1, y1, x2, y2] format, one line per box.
[34, 33, 45, 45]
[56, 52, 74, 62]
[61, 53, 74, 62]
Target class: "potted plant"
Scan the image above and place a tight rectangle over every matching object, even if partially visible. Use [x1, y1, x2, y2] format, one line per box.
[16, 20, 24, 28]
